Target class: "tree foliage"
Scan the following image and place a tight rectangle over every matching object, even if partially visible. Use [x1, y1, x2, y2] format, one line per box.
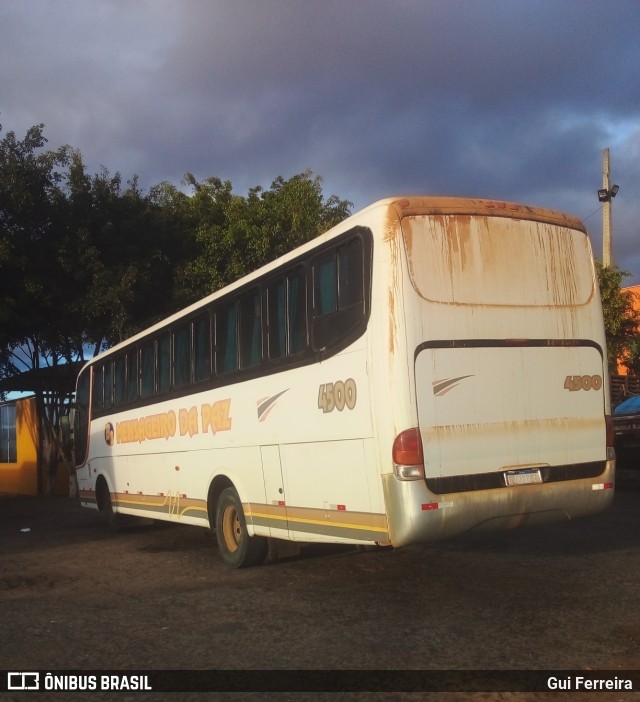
[172, 170, 352, 301]
[1, 123, 352, 379]
[595, 261, 640, 374]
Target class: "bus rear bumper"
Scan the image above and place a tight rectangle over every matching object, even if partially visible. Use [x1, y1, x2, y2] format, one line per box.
[381, 458, 615, 547]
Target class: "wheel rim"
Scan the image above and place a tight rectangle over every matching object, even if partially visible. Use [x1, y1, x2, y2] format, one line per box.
[221, 504, 241, 553]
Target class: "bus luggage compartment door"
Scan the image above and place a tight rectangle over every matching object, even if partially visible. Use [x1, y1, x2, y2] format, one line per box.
[415, 344, 607, 486]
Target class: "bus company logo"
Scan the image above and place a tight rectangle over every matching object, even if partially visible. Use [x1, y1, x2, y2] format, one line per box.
[114, 399, 233, 445]
[432, 375, 474, 396]
[104, 422, 115, 446]
[257, 390, 289, 422]
[7, 672, 39, 690]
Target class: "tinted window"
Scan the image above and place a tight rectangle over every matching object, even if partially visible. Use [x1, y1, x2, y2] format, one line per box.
[126, 351, 138, 402]
[289, 267, 307, 354]
[311, 234, 367, 353]
[267, 278, 286, 360]
[193, 313, 211, 382]
[158, 335, 171, 393]
[75, 370, 90, 465]
[113, 355, 126, 406]
[140, 343, 155, 398]
[314, 252, 337, 316]
[103, 362, 113, 410]
[91, 366, 103, 412]
[338, 238, 363, 308]
[239, 289, 262, 369]
[216, 302, 238, 374]
[174, 325, 190, 388]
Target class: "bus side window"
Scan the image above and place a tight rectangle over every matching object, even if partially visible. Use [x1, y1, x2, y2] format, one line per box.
[75, 369, 91, 466]
[103, 362, 113, 410]
[140, 343, 155, 398]
[91, 365, 104, 413]
[267, 278, 286, 360]
[216, 301, 238, 374]
[313, 252, 337, 316]
[193, 313, 212, 382]
[311, 236, 365, 352]
[239, 288, 262, 369]
[289, 267, 307, 354]
[126, 351, 138, 403]
[158, 334, 171, 394]
[268, 268, 307, 360]
[113, 355, 126, 406]
[338, 238, 363, 308]
[174, 325, 191, 388]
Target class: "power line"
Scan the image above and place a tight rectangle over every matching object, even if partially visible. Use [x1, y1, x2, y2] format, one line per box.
[582, 205, 603, 224]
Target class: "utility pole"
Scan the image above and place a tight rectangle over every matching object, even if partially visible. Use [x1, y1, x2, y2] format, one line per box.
[598, 148, 619, 267]
[602, 148, 612, 267]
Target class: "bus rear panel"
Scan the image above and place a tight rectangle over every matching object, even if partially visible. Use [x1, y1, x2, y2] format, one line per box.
[381, 199, 614, 546]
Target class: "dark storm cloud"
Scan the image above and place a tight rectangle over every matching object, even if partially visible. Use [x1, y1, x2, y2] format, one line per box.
[1, 0, 639, 278]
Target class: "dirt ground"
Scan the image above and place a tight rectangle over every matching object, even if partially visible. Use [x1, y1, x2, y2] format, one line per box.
[1, 480, 640, 702]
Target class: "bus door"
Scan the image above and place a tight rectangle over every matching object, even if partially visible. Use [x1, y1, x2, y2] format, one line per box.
[260, 445, 289, 538]
[278, 439, 373, 543]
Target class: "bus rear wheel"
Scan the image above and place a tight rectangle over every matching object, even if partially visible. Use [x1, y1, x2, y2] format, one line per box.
[215, 486, 267, 568]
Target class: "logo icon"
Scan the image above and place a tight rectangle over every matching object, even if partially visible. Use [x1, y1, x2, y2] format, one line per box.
[432, 375, 474, 396]
[7, 672, 40, 690]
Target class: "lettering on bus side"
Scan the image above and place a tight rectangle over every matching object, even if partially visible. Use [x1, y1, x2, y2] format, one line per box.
[317, 379, 357, 413]
[564, 374, 603, 391]
[112, 399, 232, 444]
[201, 398, 232, 434]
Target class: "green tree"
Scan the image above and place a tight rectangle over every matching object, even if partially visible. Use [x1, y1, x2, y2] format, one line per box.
[0, 123, 78, 490]
[595, 261, 640, 374]
[60, 153, 192, 348]
[0, 123, 76, 371]
[176, 170, 352, 299]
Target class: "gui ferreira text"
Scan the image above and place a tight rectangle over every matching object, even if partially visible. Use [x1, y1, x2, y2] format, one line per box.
[547, 675, 633, 691]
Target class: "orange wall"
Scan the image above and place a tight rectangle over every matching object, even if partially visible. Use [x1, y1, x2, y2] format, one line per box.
[0, 397, 38, 495]
[618, 285, 640, 375]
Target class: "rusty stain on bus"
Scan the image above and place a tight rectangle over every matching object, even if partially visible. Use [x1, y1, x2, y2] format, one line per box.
[400, 210, 595, 312]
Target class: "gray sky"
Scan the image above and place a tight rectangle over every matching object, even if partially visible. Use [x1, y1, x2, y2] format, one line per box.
[2, 0, 640, 282]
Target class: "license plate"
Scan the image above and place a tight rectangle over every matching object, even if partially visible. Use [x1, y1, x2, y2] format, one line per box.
[504, 469, 543, 486]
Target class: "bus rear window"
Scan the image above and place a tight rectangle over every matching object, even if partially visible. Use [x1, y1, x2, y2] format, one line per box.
[401, 215, 594, 307]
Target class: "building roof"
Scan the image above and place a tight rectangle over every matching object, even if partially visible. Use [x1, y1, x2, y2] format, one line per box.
[0, 362, 83, 394]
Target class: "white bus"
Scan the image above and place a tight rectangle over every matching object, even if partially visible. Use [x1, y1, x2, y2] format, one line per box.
[73, 196, 615, 567]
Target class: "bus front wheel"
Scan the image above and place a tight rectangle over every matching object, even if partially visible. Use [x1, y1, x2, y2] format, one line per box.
[98, 481, 120, 531]
[215, 487, 267, 568]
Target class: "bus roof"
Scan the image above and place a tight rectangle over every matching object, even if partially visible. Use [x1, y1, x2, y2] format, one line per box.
[373, 196, 586, 232]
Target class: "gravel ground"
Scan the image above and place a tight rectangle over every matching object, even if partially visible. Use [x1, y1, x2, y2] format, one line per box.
[1, 478, 640, 702]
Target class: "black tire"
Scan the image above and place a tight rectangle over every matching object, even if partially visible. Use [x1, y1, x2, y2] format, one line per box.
[99, 481, 121, 531]
[215, 486, 267, 568]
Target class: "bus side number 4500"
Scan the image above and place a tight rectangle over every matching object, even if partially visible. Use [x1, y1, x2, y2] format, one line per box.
[318, 379, 357, 413]
[564, 374, 603, 391]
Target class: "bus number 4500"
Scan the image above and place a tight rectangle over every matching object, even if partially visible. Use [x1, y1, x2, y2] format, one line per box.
[318, 379, 357, 413]
[564, 374, 603, 391]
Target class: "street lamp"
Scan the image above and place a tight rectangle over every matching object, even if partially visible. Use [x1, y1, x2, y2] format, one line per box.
[598, 184, 620, 202]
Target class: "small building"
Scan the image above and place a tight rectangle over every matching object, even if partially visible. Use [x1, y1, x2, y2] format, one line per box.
[0, 363, 82, 496]
[0, 396, 71, 496]
[610, 285, 640, 406]
[1, 397, 38, 494]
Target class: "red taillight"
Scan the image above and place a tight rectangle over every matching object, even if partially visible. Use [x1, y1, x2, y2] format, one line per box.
[392, 428, 424, 466]
[606, 415, 615, 448]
